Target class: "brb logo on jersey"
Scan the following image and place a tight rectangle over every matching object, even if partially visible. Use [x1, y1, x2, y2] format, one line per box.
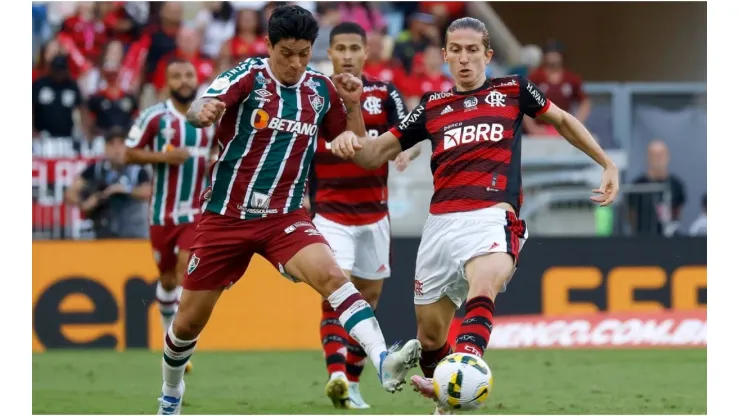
[250, 109, 319, 136]
[443, 123, 505, 150]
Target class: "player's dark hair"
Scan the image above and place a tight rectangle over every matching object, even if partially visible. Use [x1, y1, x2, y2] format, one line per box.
[445, 17, 491, 50]
[329, 22, 367, 44]
[267, 4, 319, 46]
[105, 127, 126, 144]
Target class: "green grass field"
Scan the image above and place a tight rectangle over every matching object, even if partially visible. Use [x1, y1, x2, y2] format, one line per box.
[32, 349, 706, 414]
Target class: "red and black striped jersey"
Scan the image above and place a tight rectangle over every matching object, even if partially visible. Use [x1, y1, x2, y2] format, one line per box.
[311, 76, 408, 225]
[390, 75, 551, 215]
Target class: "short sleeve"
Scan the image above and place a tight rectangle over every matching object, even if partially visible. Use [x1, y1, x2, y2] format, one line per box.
[201, 59, 257, 108]
[125, 110, 158, 149]
[385, 82, 408, 126]
[80, 162, 97, 182]
[136, 166, 151, 185]
[319, 78, 348, 141]
[389, 93, 430, 151]
[519, 75, 551, 118]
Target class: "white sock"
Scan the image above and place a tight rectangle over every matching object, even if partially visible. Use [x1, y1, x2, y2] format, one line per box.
[162, 325, 197, 398]
[328, 282, 387, 373]
[156, 282, 180, 335]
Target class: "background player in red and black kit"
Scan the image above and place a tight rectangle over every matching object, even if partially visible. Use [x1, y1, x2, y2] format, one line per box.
[304, 22, 421, 410]
[330, 17, 620, 414]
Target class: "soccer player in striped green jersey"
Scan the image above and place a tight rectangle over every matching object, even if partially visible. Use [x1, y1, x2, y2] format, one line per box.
[125, 59, 217, 377]
[154, 6, 421, 415]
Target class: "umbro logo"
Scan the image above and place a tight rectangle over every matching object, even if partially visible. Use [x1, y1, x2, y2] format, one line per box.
[441, 105, 453, 115]
[255, 89, 272, 98]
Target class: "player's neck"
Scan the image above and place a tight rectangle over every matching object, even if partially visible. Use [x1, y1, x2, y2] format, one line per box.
[455, 75, 487, 93]
[169, 99, 191, 116]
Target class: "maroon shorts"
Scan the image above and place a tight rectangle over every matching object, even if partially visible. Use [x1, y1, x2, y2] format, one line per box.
[183, 210, 329, 291]
[149, 221, 198, 274]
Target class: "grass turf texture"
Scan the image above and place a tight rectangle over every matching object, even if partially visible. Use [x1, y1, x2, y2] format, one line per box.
[32, 349, 706, 414]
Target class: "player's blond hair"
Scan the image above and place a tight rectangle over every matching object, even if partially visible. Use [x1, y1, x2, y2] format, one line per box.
[445, 17, 491, 50]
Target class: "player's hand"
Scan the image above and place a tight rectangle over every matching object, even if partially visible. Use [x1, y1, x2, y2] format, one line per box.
[591, 163, 620, 206]
[393, 151, 411, 172]
[163, 147, 191, 165]
[197, 99, 226, 127]
[102, 183, 130, 198]
[332, 73, 363, 106]
[331, 131, 362, 159]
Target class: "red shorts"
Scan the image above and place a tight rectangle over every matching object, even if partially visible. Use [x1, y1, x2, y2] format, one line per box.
[149, 221, 198, 274]
[183, 210, 329, 291]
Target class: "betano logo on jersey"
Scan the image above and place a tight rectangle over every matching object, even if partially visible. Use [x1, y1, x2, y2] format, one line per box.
[443, 123, 505, 150]
[250, 109, 319, 136]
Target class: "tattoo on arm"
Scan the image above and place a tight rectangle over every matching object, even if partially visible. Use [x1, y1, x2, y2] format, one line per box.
[186, 99, 207, 127]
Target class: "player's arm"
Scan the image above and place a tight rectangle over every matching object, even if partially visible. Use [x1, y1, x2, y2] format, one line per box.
[520, 76, 619, 205]
[333, 95, 430, 170]
[187, 61, 254, 127]
[385, 83, 422, 166]
[124, 112, 189, 165]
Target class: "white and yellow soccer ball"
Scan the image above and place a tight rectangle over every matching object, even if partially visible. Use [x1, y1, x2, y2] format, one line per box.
[432, 353, 494, 411]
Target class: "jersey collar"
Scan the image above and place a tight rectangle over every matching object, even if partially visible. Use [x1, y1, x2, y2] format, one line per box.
[453, 79, 492, 95]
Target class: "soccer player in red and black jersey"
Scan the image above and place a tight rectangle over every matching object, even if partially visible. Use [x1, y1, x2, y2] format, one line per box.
[330, 17, 620, 414]
[307, 22, 421, 410]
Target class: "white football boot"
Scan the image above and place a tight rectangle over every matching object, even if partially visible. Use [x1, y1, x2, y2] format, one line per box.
[157, 381, 185, 415]
[378, 340, 422, 392]
[348, 381, 371, 409]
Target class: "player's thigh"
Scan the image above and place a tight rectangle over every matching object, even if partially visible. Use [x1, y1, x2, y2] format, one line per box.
[263, 210, 348, 298]
[173, 221, 198, 285]
[351, 275, 384, 309]
[458, 207, 529, 295]
[149, 224, 178, 278]
[313, 214, 357, 272]
[183, 212, 254, 293]
[353, 215, 391, 280]
[414, 215, 468, 310]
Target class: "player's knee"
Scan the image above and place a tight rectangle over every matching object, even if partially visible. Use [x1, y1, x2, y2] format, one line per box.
[318, 267, 351, 298]
[172, 313, 205, 340]
[160, 271, 178, 291]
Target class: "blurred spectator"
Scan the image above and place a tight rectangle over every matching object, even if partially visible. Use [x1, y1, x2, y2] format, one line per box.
[525, 40, 590, 135]
[64, 129, 151, 239]
[142, 2, 183, 84]
[420, 2, 465, 34]
[153, 27, 215, 99]
[689, 193, 707, 236]
[363, 31, 401, 83]
[79, 40, 126, 97]
[59, 2, 108, 63]
[338, 2, 386, 33]
[509, 44, 543, 78]
[86, 45, 138, 136]
[392, 12, 439, 74]
[195, 2, 235, 60]
[33, 39, 64, 82]
[32, 3, 52, 57]
[100, 1, 146, 46]
[32, 55, 84, 139]
[628, 140, 686, 236]
[404, 45, 454, 99]
[260, 2, 289, 28]
[219, 8, 267, 69]
[312, 3, 342, 64]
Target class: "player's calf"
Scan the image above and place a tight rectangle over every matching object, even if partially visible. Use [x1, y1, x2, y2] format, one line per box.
[157, 271, 180, 334]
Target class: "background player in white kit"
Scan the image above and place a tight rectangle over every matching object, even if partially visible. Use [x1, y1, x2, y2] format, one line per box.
[305, 22, 422, 409]
[330, 17, 620, 414]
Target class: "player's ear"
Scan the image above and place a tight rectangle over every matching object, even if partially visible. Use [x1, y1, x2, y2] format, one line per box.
[485, 49, 494, 64]
[442, 48, 448, 63]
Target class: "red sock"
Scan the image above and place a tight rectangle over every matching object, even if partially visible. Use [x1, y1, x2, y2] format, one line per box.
[320, 299, 347, 375]
[420, 342, 453, 378]
[345, 337, 366, 382]
[454, 296, 494, 358]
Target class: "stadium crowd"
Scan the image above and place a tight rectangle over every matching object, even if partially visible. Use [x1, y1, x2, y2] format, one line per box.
[31, 1, 706, 239]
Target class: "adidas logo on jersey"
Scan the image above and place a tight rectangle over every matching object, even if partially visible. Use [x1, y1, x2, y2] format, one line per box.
[441, 105, 453, 115]
[443, 123, 505, 150]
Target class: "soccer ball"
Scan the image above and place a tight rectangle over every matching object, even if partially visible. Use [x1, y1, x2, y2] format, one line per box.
[432, 353, 493, 411]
